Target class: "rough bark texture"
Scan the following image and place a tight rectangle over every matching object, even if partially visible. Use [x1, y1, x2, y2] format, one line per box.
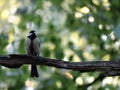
[0, 54, 120, 76]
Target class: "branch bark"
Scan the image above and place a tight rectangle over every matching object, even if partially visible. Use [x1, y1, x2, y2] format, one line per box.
[0, 54, 120, 76]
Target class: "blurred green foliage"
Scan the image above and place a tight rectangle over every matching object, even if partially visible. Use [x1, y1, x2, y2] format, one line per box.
[0, 0, 120, 90]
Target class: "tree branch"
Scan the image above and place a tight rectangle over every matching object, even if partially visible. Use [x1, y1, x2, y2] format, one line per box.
[0, 54, 120, 76]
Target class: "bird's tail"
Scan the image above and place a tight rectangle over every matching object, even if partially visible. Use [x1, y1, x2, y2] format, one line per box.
[31, 65, 39, 77]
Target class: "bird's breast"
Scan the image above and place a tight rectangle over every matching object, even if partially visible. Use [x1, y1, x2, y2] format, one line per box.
[29, 41, 35, 55]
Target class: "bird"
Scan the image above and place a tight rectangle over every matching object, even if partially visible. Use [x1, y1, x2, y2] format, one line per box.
[25, 30, 39, 77]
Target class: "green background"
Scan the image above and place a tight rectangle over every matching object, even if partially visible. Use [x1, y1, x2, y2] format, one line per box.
[0, 0, 120, 90]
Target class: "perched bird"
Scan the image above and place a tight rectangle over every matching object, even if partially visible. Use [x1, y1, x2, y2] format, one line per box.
[25, 30, 39, 77]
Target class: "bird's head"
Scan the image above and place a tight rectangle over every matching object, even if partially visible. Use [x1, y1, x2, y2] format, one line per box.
[29, 30, 35, 34]
[28, 30, 36, 36]
[27, 30, 36, 39]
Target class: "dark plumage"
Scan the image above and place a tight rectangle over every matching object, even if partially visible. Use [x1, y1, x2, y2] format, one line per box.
[25, 30, 39, 77]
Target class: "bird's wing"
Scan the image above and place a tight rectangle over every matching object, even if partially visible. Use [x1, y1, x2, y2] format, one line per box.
[25, 38, 31, 54]
[33, 38, 40, 56]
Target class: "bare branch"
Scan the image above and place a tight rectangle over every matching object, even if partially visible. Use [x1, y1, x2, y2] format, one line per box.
[0, 54, 120, 76]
